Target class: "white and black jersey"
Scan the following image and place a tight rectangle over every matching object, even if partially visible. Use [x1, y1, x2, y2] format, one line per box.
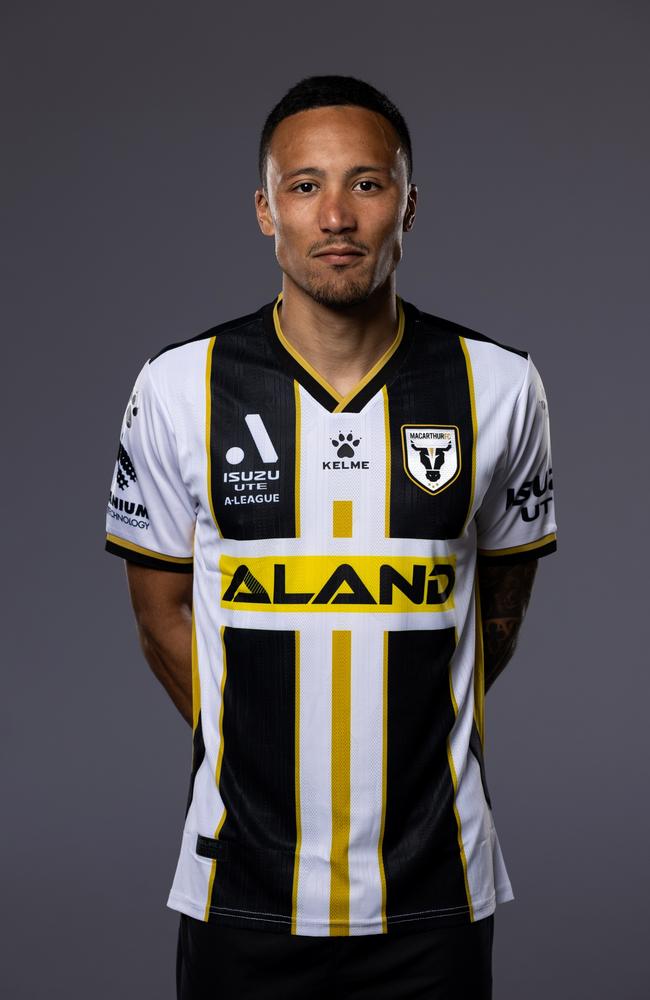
[105, 294, 557, 936]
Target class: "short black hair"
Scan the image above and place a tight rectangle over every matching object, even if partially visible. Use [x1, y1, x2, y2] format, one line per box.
[258, 75, 413, 188]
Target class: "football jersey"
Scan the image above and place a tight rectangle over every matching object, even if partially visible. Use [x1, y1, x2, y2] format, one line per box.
[105, 294, 557, 936]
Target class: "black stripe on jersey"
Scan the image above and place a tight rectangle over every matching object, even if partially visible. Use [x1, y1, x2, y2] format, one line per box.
[204, 627, 297, 931]
[104, 537, 193, 572]
[382, 628, 471, 928]
[184, 711, 206, 818]
[208, 318, 298, 540]
[386, 312, 474, 539]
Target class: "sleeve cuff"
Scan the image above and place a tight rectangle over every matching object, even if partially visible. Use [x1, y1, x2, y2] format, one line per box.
[105, 533, 193, 573]
[477, 532, 557, 565]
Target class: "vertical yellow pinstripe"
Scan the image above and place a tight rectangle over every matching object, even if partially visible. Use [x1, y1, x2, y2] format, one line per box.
[377, 632, 389, 932]
[191, 610, 200, 733]
[291, 631, 302, 934]
[204, 336, 222, 537]
[459, 338, 477, 535]
[446, 635, 475, 921]
[332, 500, 353, 537]
[203, 625, 228, 921]
[294, 380, 301, 537]
[473, 576, 485, 746]
[382, 386, 391, 537]
[329, 630, 352, 935]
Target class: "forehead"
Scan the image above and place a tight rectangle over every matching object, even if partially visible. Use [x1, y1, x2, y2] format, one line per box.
[267, 105, 405, 175]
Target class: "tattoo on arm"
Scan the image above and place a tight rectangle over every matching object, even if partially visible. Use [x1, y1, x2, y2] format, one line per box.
[477, 560, 538, 693]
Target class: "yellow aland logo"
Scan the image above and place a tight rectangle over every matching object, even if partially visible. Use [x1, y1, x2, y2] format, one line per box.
[220, 555, 455, 613]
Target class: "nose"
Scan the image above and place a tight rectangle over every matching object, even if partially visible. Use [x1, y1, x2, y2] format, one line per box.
[318, 188, 357, 234]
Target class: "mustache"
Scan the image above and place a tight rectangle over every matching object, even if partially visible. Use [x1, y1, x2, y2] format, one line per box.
[308, 238, 369, 256]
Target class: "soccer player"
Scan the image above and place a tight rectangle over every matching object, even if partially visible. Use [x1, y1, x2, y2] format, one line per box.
[105, 76, 557, 999]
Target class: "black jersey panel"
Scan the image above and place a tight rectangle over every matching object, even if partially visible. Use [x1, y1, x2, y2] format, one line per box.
[386, 316, 474, 539]
[207, 627, 297, 926]
[208, 320, 298, 540]
[382, 628, 470, 926]
[184, 711, 206, 818]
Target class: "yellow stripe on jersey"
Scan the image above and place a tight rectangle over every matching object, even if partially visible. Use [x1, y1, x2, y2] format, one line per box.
[382, 385, 391, 538]
[446, 651, 475, 922]
[105, 533, 193, 564]
[459, 337, 478, 532]
[478, 532, 557, 558]
[191, 610, 200, 733]
[205, 335, 222, 537]
[377, 632, 389, 933]
[204, 625, 228, 921]
[330, 630, 352, 935]
[332, 500, 353, 538]
[220, 554, 456, 613]
[291, 631, 302, 935]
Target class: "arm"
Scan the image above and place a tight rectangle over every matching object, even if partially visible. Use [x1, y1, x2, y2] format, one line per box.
[477, 558, 538, 693]
[125, 562, 194, 726]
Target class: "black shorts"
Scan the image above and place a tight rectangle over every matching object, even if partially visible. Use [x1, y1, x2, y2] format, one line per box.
[176, 912, 494, 999]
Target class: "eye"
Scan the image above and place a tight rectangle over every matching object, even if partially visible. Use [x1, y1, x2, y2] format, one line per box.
[292, 181, 318, 193]
[354, 180, 380, 192]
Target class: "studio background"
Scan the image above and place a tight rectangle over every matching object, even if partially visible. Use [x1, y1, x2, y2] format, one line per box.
[3, 2, 648, 997]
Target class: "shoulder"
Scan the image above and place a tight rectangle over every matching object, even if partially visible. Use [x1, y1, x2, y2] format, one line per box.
[142, 302, 269, 393]
[407, 300, 532, 395]
[149, 303, 267, 366]
[410, 302, 528, 359]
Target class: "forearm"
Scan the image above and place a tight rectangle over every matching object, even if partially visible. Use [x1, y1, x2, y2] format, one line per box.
[125, 562, 194, 726]
[478, 559, 538, 693]
[136, 609, 193, 725]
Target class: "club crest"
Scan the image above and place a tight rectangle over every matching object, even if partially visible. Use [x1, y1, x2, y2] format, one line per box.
[401, 425, 461, 495]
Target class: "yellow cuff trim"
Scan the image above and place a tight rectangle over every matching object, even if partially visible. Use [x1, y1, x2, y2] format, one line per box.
[106, 533, 193, 564]
[478, 532, 556, 558]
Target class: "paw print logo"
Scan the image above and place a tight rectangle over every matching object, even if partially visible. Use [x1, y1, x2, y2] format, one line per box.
[126, 391, 139, 429]
[332, 432, 361, 459]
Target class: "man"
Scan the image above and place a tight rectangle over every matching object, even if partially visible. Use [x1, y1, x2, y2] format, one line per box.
[105, 76, 557, 999]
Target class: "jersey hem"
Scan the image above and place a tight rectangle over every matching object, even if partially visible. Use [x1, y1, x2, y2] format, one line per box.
[166, 889, 510, 936]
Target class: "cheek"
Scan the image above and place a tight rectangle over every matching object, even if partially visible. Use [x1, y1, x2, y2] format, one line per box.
[272, 215, 308, 260]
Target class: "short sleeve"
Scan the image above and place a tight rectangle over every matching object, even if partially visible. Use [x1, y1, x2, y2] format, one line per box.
[475, 356, 557, 563]
[105, 360, 196, 572]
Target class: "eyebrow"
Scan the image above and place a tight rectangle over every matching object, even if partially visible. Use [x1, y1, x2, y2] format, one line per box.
[282, 164, 389, 181]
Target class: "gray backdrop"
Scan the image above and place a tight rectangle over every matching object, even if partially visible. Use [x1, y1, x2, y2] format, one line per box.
[3, 1, 648, 996]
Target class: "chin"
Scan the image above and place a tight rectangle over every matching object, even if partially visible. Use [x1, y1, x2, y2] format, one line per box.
[302, 275, 376, 310]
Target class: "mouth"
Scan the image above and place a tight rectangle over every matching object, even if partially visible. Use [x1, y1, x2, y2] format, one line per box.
[312, 248, 366, 266]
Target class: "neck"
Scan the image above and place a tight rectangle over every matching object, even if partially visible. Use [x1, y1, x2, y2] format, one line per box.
[278, 276, 399, 398]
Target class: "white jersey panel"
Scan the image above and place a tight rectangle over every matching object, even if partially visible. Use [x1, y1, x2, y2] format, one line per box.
[465, 340, 556, 554]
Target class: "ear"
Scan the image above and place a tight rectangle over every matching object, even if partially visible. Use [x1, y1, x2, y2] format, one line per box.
[403, 184, 417, 232]
[255, 189, 275, 237]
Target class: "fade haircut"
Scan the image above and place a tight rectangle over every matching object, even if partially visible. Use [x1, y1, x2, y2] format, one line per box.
[258, 75, 413, 189]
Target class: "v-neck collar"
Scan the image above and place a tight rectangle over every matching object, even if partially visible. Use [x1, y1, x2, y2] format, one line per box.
[262, 292, 415, 413]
